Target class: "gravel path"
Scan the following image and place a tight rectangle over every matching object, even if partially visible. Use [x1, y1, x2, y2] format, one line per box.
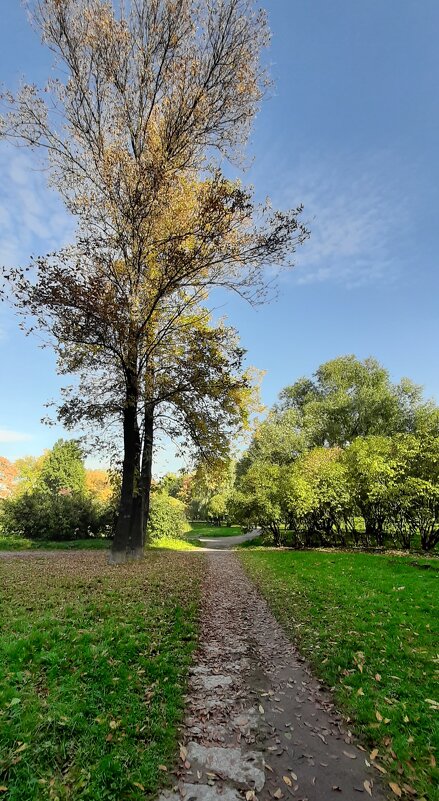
[162, 550, 386, 801]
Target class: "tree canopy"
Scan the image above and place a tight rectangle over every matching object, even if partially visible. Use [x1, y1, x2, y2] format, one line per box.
[278, 355, 438, 447]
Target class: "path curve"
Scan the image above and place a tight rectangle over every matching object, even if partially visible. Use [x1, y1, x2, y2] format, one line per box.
[196, 529, 261, 549]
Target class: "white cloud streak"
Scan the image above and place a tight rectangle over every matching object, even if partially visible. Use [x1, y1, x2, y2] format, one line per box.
[0, 146, 74, 270]
[268, 151, 407, 288]
[0, 429, 32, 443]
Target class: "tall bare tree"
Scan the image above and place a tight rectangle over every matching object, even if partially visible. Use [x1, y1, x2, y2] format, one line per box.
[1, 0, 308, 561]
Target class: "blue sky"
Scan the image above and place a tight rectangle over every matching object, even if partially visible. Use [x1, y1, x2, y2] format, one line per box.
[1, 0, 439, 473]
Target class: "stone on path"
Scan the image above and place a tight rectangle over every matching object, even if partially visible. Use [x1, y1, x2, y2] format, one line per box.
[186, 743, 265, 791]
[160, 784, 242, 801]
[197, 675, 233, 691]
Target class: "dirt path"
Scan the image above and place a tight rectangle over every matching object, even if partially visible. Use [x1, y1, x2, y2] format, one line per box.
[162, 551, 386, 801]
[196, 530, 261, 549]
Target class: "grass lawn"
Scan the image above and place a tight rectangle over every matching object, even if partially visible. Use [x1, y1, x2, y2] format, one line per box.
[187, 523, 242, 538]
[149, 535, 199, 551]
[0, 550, 204, 800]
[0, 536, 112, 551]
[0, 536, 200, 552]
[239, 548, 439, 801]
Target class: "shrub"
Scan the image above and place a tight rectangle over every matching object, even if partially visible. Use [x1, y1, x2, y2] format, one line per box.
[147, 493, 189, 541]
[1, 489, 107, 541]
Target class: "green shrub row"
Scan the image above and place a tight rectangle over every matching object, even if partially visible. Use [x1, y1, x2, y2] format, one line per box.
[230, 433, 439, 551]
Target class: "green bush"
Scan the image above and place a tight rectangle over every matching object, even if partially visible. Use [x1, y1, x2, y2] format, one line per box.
[1, 489, 107, 541]
[147, 493, 189, 540]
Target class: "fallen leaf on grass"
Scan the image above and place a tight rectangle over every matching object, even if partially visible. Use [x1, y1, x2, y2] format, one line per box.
[375, 711, 383, 722]
[0, 788, 7, 794]
[373, 764, 387, 775]
[375, 674, 381, 682]
[158, 765, 168, 772]
[363, 780, 372, 796]
[430, 755, 436, 768]
[370, 749, 378, 761]
[389, 783, 402, 797]
[133, 783, 145, 791]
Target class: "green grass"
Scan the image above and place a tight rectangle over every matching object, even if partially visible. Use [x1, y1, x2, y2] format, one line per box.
[0, 536, 111, 551]
[239, 548, 439, 801]
[0, 550, 204, 800]
[187, 523, 242, 538]
[150, 535, 200, 551]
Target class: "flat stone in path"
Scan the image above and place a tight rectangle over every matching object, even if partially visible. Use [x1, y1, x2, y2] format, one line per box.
[160, 785, 242, 801]
[186, 744, 265, 791]
[161, 551, 387, 801]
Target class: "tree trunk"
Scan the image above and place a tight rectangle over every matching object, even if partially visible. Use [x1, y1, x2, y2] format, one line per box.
[110, 374, 143, 563]
[131, 402, 154, 546]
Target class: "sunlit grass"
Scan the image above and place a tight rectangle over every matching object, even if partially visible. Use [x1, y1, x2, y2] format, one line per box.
[0, 550, 204, 800]
[240, 548, 439, 801]
[0, 535, 111, 551]
[187, 523, 242, 538]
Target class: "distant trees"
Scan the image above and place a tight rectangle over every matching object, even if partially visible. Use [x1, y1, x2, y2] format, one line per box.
[157, 459, 235, 525]
[231, 356, 439, 551]
[0, 457, 17, 499]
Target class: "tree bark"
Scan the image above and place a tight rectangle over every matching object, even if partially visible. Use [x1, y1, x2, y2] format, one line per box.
[141, 403, 154, 543]
[110, 373, 143, 563]
[130, 401, 154, 547]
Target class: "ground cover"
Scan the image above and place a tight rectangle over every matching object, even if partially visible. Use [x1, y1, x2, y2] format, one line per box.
[0, 550, 204, 800]
[239, 548, 439, 801]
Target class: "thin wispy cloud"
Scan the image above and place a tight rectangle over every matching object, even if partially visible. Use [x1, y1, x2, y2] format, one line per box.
[0, 146, 74, 269]
[0, 428, 32, 443]
[265, 151, 407, 289]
